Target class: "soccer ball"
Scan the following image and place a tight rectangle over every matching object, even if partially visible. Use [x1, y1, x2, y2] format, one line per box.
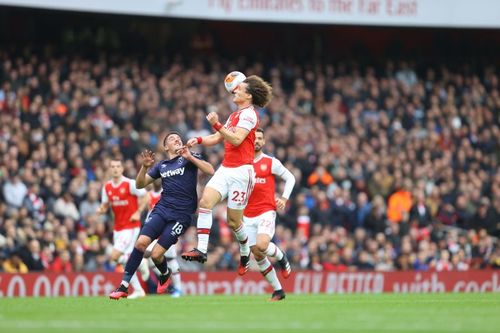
[224, 71, 246, 93]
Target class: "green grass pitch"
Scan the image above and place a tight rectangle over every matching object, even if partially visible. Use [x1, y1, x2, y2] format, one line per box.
[0, 293, 498, 333]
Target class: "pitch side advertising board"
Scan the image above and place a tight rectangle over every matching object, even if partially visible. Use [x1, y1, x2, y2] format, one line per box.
[1, 271, 498, 297]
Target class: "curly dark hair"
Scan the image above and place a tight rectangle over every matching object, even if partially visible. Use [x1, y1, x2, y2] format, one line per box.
[244, 75, 273, 108]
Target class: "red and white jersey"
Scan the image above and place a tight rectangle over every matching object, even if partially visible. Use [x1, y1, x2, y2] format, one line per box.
[244, 153, 295, 218]
[101, 177, 146, 231]
[148, 190, 162, 211]
[222, 106, 259, 168]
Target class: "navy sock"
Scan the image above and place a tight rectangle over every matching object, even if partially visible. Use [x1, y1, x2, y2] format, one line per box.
[122, 247, 144, 283]
[154, 256, 168, 275]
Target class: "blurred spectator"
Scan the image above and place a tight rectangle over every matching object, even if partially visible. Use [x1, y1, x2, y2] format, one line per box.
[53, 193, 80, 221]
[409, 191, 432, 228]
[387, 179, 413, 224]
[364, 195, 387, 234]
[307, 166, 334, 189]
[19, 239, 45, 271]
[355, 192, 372, 229]
[2, 251, 28, 273]
[49, 249, 73, 273]
[2, 174, 27, 209]
[79, 189, 101, 220]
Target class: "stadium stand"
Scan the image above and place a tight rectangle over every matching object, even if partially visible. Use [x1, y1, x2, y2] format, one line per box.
[0, 10, 498, 274]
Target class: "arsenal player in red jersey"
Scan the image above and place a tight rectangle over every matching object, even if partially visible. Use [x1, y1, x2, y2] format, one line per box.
[97, 159, 149, 298]
[182, 75, 272, 275]
[243, 128, 295, 301]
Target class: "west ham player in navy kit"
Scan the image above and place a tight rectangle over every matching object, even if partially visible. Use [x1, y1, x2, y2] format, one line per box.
[109, 132, 214, 300]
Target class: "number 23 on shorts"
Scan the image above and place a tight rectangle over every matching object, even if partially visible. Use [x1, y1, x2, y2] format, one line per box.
[231, 190, 246, 203]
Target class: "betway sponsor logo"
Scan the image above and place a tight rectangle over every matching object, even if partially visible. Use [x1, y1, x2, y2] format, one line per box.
[161, 167, 185, 178]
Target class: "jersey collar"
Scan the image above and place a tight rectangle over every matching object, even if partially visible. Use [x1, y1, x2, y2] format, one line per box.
[253, 152, 267, 163]
[110, 176, 125, 188]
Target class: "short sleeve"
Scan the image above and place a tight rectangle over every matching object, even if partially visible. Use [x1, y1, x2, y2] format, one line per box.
[236, 108, 258, 131]
[191, 151, 203, 160]
[147, 162, 161, 180]
[101, 186, 109, 204]
[129, 179, 147, 197]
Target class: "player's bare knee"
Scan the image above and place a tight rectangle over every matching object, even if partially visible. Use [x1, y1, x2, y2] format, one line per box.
[226, 218, 240, 230]
[199, 196, 214, 210]
[256, 239, 269, 253]
[110, 251, 121, 262]
[252, 247, 265, 261]
[151, 253, 162, 263]
[226, 212, 243, 230]
[151, 250, 166, 263]
[134, 238, 150, 252]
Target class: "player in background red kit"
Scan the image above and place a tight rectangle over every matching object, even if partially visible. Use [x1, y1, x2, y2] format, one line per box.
[97, 159, 149, 299]
[243, 128, 295, 301]
[182, 75, 273, 275]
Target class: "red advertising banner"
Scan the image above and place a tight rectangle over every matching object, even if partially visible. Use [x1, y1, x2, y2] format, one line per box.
[0, 272, 122, 297]
[0, 271, 498, 297]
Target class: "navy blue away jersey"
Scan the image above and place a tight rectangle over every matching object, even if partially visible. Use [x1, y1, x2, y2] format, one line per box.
[147, 152, 202, 220]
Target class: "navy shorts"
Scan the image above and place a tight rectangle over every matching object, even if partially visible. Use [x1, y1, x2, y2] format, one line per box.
[140, 210, 190, 250]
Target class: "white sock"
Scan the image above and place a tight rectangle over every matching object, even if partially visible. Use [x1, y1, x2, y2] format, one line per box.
[137, 258, 150, 281]
[116, 255, 129, 288]
[257, 258, 282, 291]
[117, 253, 129, 265]
[264, 242, 284, 260]
[196, 208, 212, 253]
[167, 258, 182, 290]
[129, 273, 144, 293]
[147, 258, 162, 277]
[233, 223, 250, 256]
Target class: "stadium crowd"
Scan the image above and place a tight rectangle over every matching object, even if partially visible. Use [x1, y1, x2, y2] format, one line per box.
[0, 49, 499, 274]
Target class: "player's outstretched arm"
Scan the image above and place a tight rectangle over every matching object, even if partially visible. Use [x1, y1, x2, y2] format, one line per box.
[187, 132, 223, 148]
[217, 127, 249, 146]
[136, 150, 156, 189]
[206, 111, 249, 146]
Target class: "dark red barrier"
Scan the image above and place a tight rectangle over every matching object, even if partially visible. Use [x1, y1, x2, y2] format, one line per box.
[0, 271, 498, 297]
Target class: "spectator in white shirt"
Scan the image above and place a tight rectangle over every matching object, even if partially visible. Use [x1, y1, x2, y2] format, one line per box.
[2, 174, 28, 208]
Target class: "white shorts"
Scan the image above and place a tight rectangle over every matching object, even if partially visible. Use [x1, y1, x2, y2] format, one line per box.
[243, 210, 276, 247]
[145, 239, 177, 258]
[206, 164, 255, 210]
[113, 227, 140, 254]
